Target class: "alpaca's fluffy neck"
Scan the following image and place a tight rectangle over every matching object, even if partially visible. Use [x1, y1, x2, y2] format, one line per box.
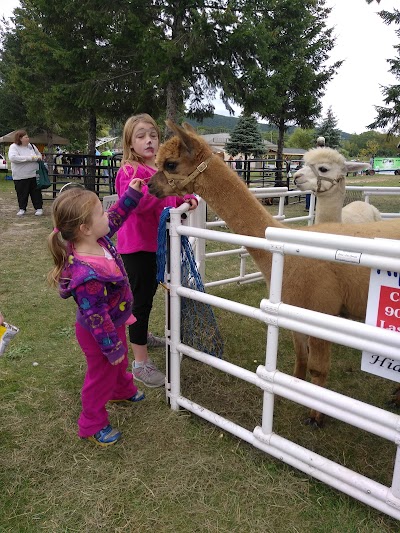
[314, 180, 345, 224]
[195, 156, 283, 278]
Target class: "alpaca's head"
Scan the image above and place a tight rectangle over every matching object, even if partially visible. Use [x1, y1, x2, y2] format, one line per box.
[148, 121, 215, 198]
[294, 147, 370, 194]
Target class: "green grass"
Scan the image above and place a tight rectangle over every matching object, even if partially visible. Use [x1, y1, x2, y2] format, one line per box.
[1, 176, 400, 532]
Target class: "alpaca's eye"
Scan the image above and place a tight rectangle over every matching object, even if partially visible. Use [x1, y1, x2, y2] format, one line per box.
[165, 162, 177, 171]
[319, 166, 328, 173]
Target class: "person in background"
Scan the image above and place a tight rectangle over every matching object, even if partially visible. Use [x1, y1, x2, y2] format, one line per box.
[101, 146, 113, 182]
[72, 151, 83, 176]
[61, 152, 71, 176]
[115, 113, 198, 388]
[48, 178, 145, 447]
[285, 157, 291, 177]
[8, 130, 43, 217]
[235, 156, 244, 178]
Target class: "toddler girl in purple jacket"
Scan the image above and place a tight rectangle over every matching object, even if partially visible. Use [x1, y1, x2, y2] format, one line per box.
[48, 178, 144, 447]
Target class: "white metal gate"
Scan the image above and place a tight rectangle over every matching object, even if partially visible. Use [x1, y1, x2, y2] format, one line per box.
[163, 203, 400, 520]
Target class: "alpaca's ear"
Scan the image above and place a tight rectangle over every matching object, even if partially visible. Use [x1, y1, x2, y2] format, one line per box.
[345, 161, 371, 173]
[182, 122, 196, 134]
[165, 119, 194, 153]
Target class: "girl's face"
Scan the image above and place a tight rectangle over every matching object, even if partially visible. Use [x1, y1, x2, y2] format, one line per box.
[88, 198, 110, 239]
[130, 121, 159, 164]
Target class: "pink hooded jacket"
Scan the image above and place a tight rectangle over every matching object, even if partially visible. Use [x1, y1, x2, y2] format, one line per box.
[115, 163, 197, 254]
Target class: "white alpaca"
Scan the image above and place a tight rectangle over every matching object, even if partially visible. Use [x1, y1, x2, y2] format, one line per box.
[294, 147, 381, 224]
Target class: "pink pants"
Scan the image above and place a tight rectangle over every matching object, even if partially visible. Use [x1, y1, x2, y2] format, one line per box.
[75, 323, 137, 438]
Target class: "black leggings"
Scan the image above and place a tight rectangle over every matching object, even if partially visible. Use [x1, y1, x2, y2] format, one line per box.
[14, 177, 43, 210]
[121, 252, 158, 346]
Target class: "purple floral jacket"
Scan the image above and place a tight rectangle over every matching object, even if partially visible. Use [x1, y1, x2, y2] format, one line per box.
[59, 187, 143, 363]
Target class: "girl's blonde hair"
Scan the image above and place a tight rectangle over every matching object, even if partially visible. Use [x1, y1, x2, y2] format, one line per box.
[121, 113, 160, 166]
[47, 188, 98, 286]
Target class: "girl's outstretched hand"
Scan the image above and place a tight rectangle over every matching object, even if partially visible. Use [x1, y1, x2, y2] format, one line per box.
[129, 178, 144, 192]
[185, 197, 198, 211]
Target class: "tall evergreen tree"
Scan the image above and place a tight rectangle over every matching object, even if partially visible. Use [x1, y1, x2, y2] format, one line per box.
[221, 0, 341, 181]
[148, 1, 238, 134]
[0, 0, 158, 162]
[225, 114, 265, 156]
[366, 3, 400, 137]
[316, 107, 342, 148]
[0, 1, 243, 143]
[225, 114, 265, 184]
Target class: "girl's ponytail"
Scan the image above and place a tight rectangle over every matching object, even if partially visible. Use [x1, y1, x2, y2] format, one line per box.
[47, 230, 68, 286]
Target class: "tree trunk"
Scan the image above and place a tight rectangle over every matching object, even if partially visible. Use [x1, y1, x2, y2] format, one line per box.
[165, 80, 183, 138]
[85, 109, 97, 191]
[164, 11, 184, 140]
[275, 117, 286, 187]
[45, 131, 54, 177]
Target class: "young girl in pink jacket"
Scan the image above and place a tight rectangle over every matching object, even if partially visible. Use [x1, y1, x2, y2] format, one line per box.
[115, 113, 197, 388]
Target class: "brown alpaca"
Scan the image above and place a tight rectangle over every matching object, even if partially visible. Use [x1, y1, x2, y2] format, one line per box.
[148, 121, 400, 427]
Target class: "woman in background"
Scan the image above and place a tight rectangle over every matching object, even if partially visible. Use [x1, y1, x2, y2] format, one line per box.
[8, 130, 43, 216]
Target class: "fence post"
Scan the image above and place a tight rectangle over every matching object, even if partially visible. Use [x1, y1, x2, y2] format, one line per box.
[167, 205, 190, 410]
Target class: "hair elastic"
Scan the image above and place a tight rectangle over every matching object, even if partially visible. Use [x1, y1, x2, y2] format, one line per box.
[53, 228, 60, 233]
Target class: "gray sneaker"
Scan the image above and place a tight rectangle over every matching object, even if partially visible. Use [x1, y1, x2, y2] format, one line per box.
[132, 360, 165, 388]
[147, 332, 166, 348]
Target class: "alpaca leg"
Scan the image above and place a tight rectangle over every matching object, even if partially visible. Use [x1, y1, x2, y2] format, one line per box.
[304, 337, 332, 428]
[292, 332, 309, 380]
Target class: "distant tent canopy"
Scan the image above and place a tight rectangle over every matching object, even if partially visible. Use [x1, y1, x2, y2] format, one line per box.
[96, 136, 118, 149]
[0, 130, 69, 145]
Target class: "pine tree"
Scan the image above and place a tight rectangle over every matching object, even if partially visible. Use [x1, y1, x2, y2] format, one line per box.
[225, 115, 265, 185]
[367, 5, 400, 137]
[316, 107, 342, 148]
[220, 0, 341, 179]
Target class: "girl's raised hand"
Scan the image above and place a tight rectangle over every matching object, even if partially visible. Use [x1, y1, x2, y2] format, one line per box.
[185, 197, 198, 211]
[129, 178, 144, 192]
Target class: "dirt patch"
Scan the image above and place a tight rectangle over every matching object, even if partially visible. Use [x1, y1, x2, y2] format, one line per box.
[0, 189, 49, 238]
[0, 194, 17, 215]
[3, 219, 43, 237]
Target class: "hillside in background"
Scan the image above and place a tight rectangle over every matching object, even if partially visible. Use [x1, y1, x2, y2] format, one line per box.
[186, 113, 350, 140]
[186, 114, 276, 133]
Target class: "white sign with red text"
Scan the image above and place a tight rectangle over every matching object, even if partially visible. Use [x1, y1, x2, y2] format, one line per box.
[361, 269, 400, 382]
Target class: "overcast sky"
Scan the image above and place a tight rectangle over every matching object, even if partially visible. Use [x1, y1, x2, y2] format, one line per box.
[1, 0, 399, 134]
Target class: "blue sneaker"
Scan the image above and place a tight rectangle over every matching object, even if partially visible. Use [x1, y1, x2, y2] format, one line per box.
[109, 390, 145, 404]
[85, 425, 121, 447]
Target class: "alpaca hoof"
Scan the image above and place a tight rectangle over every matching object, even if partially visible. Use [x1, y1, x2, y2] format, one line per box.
[304, 417, 323, 428]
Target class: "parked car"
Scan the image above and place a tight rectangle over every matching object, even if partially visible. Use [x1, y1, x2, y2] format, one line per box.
[0, 153, 7, 170]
